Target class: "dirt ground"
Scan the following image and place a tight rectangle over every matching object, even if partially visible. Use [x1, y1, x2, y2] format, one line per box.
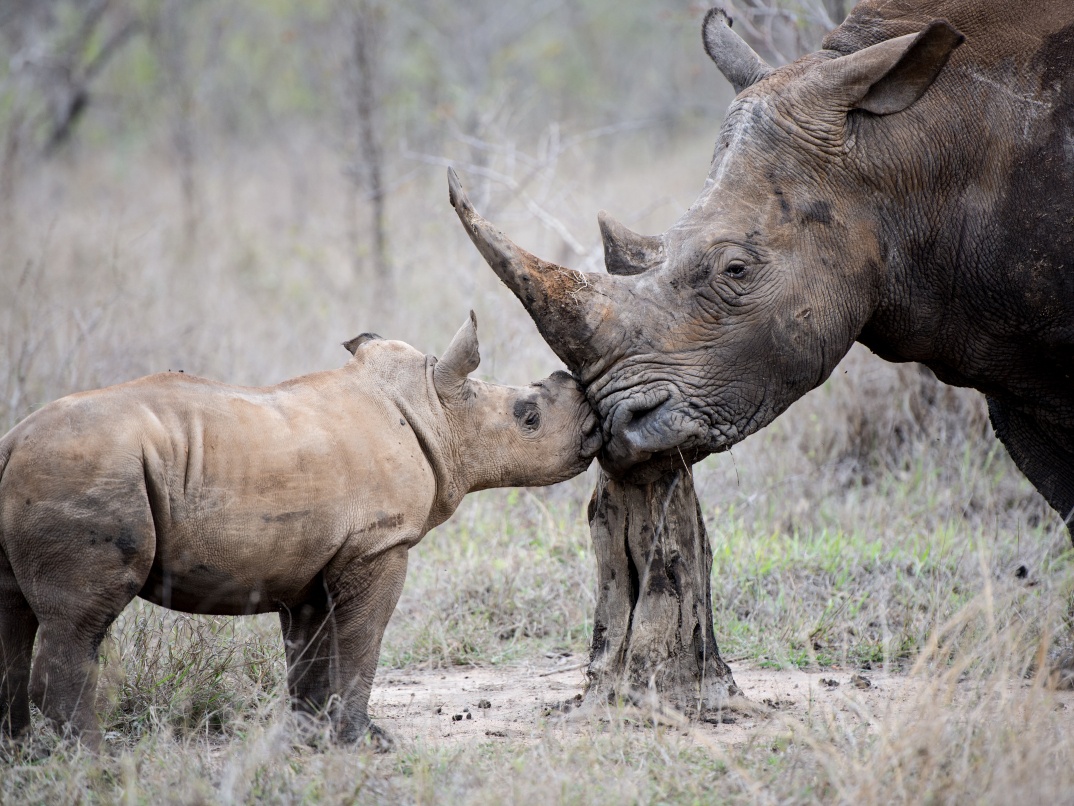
[368, 655, 1008, 749]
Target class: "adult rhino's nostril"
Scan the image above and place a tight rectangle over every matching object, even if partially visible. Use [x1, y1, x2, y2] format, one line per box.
[609, 390, 672, 440]
[599, 391, 678, 472]
[607, 390, 669, 432]
[620, 400, 676, 450]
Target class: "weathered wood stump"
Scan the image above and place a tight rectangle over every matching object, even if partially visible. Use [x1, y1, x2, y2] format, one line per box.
[582, 465, 739, 715]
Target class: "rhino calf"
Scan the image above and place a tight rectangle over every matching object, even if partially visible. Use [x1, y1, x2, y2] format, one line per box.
[0, 313, 600, 749]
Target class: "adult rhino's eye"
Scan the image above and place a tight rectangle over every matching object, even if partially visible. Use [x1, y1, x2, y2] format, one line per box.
[724, 260, 747, 278]
[522, 410, 541, 432]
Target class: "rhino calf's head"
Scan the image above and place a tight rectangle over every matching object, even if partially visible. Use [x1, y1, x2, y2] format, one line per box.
[430, 312, 601, 492]
[347, 313, 601, 511]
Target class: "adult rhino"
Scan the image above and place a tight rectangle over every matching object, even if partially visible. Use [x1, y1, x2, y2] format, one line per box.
[450, 0, 1074, 531]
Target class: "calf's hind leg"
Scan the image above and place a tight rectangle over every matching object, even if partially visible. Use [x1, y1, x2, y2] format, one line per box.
[21, 527, 153, 749]
[280, 575, 335, 728]
[30, 574, 148, 750]
[0, 546, 37, 740]
[29, 620, 114, 749]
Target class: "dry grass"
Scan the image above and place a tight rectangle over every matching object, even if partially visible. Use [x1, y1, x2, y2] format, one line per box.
[2, 130, 1073, 803]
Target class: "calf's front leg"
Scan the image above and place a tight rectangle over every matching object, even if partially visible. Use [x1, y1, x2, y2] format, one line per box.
[324, 544, 409, 746]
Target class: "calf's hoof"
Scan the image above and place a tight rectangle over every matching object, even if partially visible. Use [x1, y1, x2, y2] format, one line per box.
[1045, 648, 1074, 690]
[334, 715, 394, 752]
[290, 711, 333, 748]
[361, 722, 394, 753]
[0, 735, 51, 763]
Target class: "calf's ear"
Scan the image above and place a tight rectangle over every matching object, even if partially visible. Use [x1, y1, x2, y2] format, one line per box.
[343, 332, 383, 355]
[824, 20, 964, 115]
[433, 311, 480, 399]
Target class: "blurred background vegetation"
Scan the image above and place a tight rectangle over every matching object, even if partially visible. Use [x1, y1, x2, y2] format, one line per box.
[6, 3, 1074, 801]
[0, 0, 862, 416]
[0, 0, 1063, 671]
[1, 0, 1062, 635]
[0, 0, 850, 310]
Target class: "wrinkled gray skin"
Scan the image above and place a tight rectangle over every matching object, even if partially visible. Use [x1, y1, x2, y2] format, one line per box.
[0, 313, 600, 750]
[449, 0, 1074, 530]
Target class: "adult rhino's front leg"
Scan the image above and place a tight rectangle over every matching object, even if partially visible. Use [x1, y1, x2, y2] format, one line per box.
[323, 543, 409, 748]
[987, 398, 1074, 536]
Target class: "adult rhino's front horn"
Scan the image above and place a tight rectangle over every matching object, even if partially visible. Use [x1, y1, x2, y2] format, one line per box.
[447, 168, 628, 378]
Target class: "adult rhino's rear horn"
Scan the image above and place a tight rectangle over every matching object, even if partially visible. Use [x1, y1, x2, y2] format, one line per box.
[597, 211, 665, 276]
[447, 168, 615, 374]
[702, 7, 773, 94]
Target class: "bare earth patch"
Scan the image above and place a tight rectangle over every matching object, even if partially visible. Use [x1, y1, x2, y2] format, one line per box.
[371, 656, 1059, 749]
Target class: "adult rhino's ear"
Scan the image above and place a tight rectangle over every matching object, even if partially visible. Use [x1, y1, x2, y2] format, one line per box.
[342, 332, 383, 355]
[433, 311, 480, 399]
[824, 20, 964, 116]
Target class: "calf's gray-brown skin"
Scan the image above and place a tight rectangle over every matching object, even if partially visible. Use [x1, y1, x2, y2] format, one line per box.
[449, 0, 1074, 531]
[0, 313, 601, 750]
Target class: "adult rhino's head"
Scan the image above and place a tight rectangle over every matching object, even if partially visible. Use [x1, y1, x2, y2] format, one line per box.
[449, 8, 963, 476]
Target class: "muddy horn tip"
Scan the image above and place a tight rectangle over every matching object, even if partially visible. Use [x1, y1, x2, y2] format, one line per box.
[704, 7, 732, 30]
[447, 167, 469, 212]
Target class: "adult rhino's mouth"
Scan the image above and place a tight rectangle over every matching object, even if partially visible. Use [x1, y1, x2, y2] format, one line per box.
[598, 390, 715, 477]
[595, 379, 774, 478]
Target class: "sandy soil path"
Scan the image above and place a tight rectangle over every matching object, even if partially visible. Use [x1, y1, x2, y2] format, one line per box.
[369, 655, 967, 748]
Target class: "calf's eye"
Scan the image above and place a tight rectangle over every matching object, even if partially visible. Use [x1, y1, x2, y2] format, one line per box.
[513, 399, 543, 433]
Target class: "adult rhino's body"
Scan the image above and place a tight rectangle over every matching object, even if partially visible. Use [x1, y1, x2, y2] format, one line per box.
[0, 315, 600, 748]
[450, 0, 1074, 528]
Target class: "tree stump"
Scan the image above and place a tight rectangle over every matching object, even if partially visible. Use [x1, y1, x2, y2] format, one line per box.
[582, 465, 739, 715]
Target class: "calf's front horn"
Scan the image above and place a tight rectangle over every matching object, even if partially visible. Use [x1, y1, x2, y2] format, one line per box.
[702, 7, 773, 93]
[448, 168, 616, 375]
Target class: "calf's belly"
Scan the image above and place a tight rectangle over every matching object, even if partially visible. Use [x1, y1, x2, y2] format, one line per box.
[137, 565, 308, 615]
[138, 519, 343, 615]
